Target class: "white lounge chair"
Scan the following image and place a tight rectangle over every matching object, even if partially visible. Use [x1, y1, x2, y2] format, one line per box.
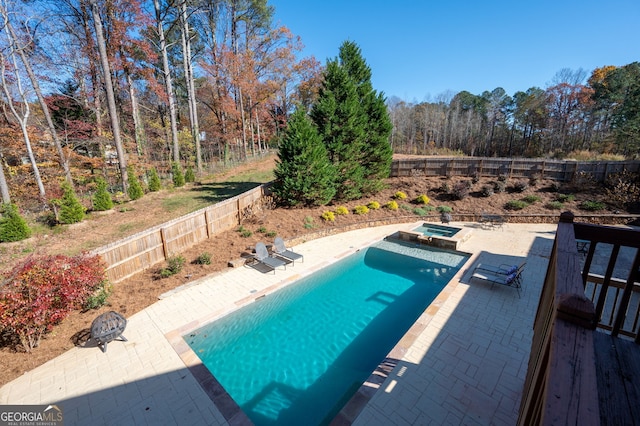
[252, 242, 287, 273]
[273, 237, 304, 265]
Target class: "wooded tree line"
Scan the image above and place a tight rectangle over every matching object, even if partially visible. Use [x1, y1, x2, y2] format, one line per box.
[0, 0, 321, 209]
[1, 0, 639, 214]
[388, 64, 640, 159]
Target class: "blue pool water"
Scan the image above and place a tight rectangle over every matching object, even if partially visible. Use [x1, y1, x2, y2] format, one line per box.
[185, 240, 469, 425]
[413, 223, 461, 238]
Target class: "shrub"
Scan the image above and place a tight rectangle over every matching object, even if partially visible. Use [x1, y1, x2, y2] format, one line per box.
[148, 167, 162, 192]
[545, 201, 564, 210]
[184, 166, 195, 183]
[367, 201, 381, 210]
[548, 181, 561, 192]
[556, 193, 575, 203]
[480, 185, 494, 197]
[0, 254, 106, 352]
[92, 178, 113, 211]
[505, 200, 528, 210]
[385, 200, 399, 210]
[493, 181, 506, 193]
[513, 181, 529, 192]
[412, 207, 428, 216]
[304, 216, 315, 229]
[257, 226, 267, 233]
[605, 170, 640, 209]
[265, 230, 277, 238]
[451, 182, 469, 200]
[571, 171, 597, 191]
[236, 225, 253, 236]
[471, 172, 480, 184]
[171, 162, 185, 187]
[437, 205, 453, 213]
[354, 205, 369, 215]
[127, 167, 144, 200]
[400, 203, 412, 211]
[57, 181, 86, 224]
[393, 191, 407, 200]
[0, 203, 31, 242]
[335, 206, 349, 215]
[194, 252, 212, 265]
[415, 194, 430, 204]
[522, 195, 541, 204]
[83, 280, 112, 311]
[321, 211, 336, 221]
[580, 200, 606, 211]
[497, 174, 508, 182]
[439, 182, 450, 193]
[529, 174, 541, 187]
[160, 255, 186, 278]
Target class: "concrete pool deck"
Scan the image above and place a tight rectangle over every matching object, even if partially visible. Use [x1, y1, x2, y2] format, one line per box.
[0, 221, 558, 425]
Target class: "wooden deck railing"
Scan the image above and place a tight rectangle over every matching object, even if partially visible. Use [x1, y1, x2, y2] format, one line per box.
[518, 212, 640, 425]
[574, 222, 640, 342]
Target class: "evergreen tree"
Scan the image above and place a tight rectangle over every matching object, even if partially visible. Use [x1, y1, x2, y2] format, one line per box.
[0, 203, 31, 242]
[148, 167, 161, 192]
[184, 165, 195, 183]
[310, 60, 366, 200]
[338, 41, 393, 193]
[58, 181, 85, 224]
[92, 178, 113, 211]
[127, 167, 144, 200]
[172, 162, 185, 187]
[273, 108, 336, 206]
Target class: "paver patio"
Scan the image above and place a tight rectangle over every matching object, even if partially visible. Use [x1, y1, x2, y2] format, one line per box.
[0, 221, 557, 425]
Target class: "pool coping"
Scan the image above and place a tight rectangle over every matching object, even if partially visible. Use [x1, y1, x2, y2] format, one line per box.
[165, 230, 476, 425]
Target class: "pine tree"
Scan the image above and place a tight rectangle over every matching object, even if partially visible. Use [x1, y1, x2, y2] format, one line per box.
[127, 167, 144, 200]
[338, 41, 393, 194]
[273, 108, 336, 206]
[92, 178, 113, 211]
[148, 167, 161, 192]
[0, 203, 31, 242]
[310, 60, 366, 200]
[58, 181, 85, 224]
[172, 162, 185, 187]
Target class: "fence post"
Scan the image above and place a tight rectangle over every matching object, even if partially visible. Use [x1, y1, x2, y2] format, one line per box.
[160, 227, 169, 259]
[204, 209, 212, 238]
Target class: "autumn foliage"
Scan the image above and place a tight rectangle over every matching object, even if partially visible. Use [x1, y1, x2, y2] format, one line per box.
[0, 254, 107, 352]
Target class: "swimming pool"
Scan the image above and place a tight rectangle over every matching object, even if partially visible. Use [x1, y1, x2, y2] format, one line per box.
[185, 239, 469, 425]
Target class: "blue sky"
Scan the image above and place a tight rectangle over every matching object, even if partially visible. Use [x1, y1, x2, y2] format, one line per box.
[270, 0, 640, 102]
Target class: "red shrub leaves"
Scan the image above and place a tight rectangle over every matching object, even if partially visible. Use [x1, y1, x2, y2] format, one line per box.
[0, 254, 107, 352]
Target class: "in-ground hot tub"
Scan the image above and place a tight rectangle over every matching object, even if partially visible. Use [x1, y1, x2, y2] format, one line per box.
[395, 222, 472, 250]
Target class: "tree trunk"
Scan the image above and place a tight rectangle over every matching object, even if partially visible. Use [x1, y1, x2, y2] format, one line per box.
[154, 0, 180, 164]
[0, 47, 46, 199]
[0, 154, 10, 204]
[180, 1, 201, 172]
[89, 0, 128, 191]
[79, 0, 103, 137]
[0, 5, 72, 185]
[126, 71, 145, 156]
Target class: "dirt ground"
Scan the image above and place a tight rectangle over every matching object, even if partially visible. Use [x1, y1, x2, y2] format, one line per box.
[0, 155, 626, 387]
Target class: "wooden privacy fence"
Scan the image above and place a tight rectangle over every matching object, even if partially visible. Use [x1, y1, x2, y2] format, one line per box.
[391, 157, 640, 182]
[93, 185, 265, 284]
